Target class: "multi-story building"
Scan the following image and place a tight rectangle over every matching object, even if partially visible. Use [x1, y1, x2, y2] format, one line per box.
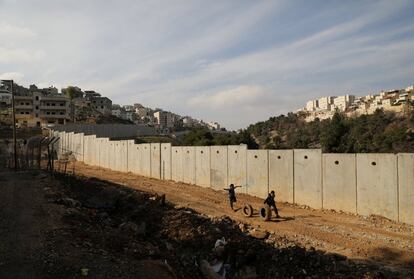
[154, 111, 174, 128]
[318, 96, 335, 111]
[306, 100, 318, 111]
[0, 92, 11, 106]
[207, 121, 220, 130]
[91, 96, 112, 115]
[14, 91, 70, 127]
[333, 95, 355, 111]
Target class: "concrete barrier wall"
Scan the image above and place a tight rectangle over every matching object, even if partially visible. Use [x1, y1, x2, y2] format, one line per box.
[128, 142, 141, 175]
[127, 140, 135, 173]
[210, 146, 228, 190]
[294, 149, 322, 209]
[54, 129, 414, 225]
[171, 147, 183, 182]
[195, 146, 210, 187]
[323, 154, 356, 213]
[140, 143, 151, 177]
[269, 150, 294, 203]
[182, 146, 196, 184]
[161, 143, 171, 180]
[228, 145, 247, 188]
[72, 133, 84, 162]
[99, 138, 110, 169]
[397, 153, 414, 225]
[247, 150, 268, 198]
[356, 154, 398, 220]
[150, 143, 161, 179]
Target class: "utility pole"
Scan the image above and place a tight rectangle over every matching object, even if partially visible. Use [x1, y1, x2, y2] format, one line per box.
[10, 80, 17, 170]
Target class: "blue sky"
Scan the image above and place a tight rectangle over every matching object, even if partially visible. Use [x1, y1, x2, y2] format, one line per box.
[1, 0, 414, 129]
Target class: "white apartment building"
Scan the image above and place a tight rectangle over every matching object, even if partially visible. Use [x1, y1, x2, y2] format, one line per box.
[318, 96, 335, 111]
[14, 92, 70, 127]
[207, 121, 220, 130]
[111, 109, 123, 118]
[125, 111, 135, 121]
[333, 94, 355, 111]
[306, 100, 318, 111]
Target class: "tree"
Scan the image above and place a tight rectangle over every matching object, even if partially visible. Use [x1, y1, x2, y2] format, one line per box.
[320, 112, 347, 152]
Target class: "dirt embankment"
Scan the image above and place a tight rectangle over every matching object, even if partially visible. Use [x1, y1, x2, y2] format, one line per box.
[66, 162, 414, 277]
[1, 165, 413, 278]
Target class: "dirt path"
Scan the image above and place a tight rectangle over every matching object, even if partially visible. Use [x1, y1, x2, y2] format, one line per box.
[69, 162, 414, 275]
[0, 170, 50, 279]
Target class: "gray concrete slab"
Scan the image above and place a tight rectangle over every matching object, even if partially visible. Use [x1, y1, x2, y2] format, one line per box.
[323, 154, 357, 213]
[228, 145, 247, 188]
[356, 154, 398, 220]
[195, 146, 211, 188]
[269, 150, 294, 203]
[150, 143, 161, 179]
[182, 146, 196, 184]
[161, 143, 172, 180]
[171, 146, 183, 182]
[397, 153, 414, 225]
[210, 146, 228, 190]
[294, 149, 322, 209]
[128, 142, 141, 175]
[247, 150, 268, 198]
[139, 143, 151, 177]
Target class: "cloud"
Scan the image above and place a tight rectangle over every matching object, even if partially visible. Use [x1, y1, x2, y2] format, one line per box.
[0, 22, 37, 38]
[0, 72, 24, 82]
[0, 47, 45, 63]
[188, 85, 265, 109]
[0, 0, 413, 130]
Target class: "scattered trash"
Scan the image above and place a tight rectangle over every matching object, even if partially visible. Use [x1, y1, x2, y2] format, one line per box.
[80, 268, 89, 276]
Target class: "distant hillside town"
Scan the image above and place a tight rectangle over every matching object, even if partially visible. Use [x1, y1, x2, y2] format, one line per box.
[0, 82, 222, 132]
[298, 84, 414, 122]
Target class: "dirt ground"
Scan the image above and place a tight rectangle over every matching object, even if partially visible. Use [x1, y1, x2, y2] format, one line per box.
[67, 162, 414, 276]
[1, 162, 413, 278]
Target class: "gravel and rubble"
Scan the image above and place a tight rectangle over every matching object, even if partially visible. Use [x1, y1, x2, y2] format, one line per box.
[34, 173, 409, 279]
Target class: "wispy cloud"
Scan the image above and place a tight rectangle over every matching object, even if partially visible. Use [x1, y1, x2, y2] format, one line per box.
[0, 0, 413, 129]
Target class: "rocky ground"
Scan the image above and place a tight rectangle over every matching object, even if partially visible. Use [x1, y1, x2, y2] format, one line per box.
[1, 167, 413, 278]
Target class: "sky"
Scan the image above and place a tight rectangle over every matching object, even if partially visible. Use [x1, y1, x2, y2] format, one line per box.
[1, 0, 414, 130]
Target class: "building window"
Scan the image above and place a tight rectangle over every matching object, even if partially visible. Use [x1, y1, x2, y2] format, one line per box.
[20, 102, 24, 105]
[60, 112, 64, 115]
[51, 112, 56, 115]
[52, 103, 56, 106]
[60, 103, 64, 106]
[46, 112, 50, 115]
[35, 106, 39, 110]
[25, 102, 29, 105]
[35, 96, 39, 101]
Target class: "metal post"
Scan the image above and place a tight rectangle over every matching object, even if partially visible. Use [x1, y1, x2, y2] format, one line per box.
[11, 81, 17, 169]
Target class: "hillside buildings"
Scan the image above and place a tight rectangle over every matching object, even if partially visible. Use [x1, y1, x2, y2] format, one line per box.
[300, 85, 414, 121]
[14, 91, 71, 127]
[0, 83, 114, 127]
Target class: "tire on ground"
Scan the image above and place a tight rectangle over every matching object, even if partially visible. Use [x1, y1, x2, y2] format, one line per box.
[243, 204, 253, 217]
[260, 205, 271, 221]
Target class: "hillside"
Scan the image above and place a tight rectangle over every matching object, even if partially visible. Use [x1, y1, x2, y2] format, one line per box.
[246, 104, 414, 153]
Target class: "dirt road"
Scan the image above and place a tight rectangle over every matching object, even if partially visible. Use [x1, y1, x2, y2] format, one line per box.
[69, 162, 414, 275]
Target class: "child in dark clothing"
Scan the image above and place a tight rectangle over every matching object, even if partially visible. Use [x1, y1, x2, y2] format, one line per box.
[264, 190, 280, 218]
[223, 184, 242, 211]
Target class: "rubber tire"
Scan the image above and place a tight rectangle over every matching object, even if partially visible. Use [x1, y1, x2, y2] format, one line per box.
[242, 204, 253, 217]
[260, 205, 271, 221]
